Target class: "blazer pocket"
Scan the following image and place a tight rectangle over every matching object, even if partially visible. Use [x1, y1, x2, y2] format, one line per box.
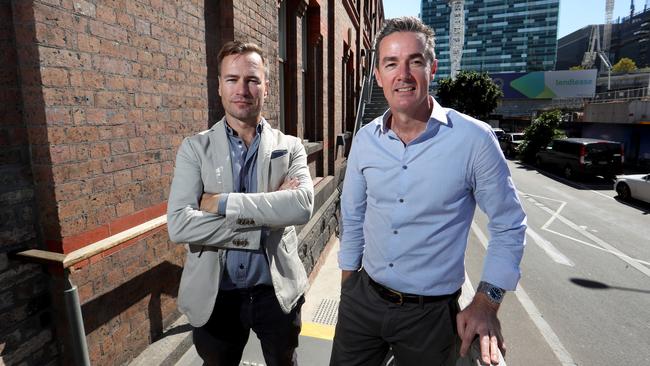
[281, 226, 297, 253]
[270, 149, 288, 159]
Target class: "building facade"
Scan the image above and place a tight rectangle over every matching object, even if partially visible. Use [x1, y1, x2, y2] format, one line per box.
[421, 0, 559, 80]
[557, 6, 650, 71]
[0, 0, 383, 365]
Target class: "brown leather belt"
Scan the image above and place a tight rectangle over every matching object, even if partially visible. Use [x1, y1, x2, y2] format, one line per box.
[367, 275, 460, 305]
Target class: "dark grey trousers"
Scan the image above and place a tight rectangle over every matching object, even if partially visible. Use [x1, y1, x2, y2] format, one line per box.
[193, 285, 303, 366]
[330, 270, 460, 366]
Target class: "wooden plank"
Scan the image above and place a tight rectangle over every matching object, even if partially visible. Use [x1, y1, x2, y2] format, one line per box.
[16, 249, 66, 263]
[62, 215, 167, 268]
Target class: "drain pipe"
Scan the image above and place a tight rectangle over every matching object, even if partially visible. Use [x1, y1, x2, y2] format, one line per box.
[63, 269, 91, 366]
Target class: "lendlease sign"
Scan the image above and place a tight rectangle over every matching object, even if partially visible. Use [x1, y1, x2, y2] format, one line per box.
[490, 70, 597, 99]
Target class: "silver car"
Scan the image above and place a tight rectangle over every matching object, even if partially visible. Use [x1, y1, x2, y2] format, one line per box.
[614, 173, 650, 203]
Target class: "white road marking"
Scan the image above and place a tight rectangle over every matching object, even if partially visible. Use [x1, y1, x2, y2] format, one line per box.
[526, 227, 574, 266]
[471, 223, 577, 366]
[520, 191, 650, 278]
[589, 189, 614, 200]
[541, 227, 650, 267]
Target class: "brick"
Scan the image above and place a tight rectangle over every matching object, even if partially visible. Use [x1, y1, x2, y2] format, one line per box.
[128, 137, 145, 152]
[105, 75, 125, 90]
[85, 108, 107, 125]
[42, 87, 93, 106]
[102, 153, 139, 173]
[82, 70, 105, 89]
[95, 91, 131, 108]
[135, 19, 151, 35]
[90, 142, 110, 159]
[116, 12, 134, 29]
[73, 0, 96, 17]
[95, 4, 115, 23]
[89, 20, 127, 43]
[110, 140, 129, 155]
[92, 55, 131, 75]
[45, 107, 72, 125]
[113, 170, 131, 186]
[77, 33, 101, 53]
[115, 200, 135, 217]
[38, 46, 91, 69]
[34, 23, 68, 48]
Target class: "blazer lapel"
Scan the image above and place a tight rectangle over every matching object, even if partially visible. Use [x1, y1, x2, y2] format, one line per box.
[209, 118, 234, 192]
[257, 120, 274, 193]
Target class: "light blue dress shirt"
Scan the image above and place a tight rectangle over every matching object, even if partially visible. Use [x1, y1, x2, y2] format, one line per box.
[218, 120, 273, 290]
[339, 98, 527, 295]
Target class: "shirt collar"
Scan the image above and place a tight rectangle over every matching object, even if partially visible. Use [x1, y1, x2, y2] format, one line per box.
[377, 96, 448, 135]
[225, 118, 266, 137]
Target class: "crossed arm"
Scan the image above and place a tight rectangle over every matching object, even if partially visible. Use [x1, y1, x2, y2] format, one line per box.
[167, 137, 314, 246]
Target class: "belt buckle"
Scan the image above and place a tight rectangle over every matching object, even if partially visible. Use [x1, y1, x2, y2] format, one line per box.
[387, 287, 404, 305]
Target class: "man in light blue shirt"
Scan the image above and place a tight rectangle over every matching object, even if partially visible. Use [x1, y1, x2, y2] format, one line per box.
[331, 17, 526, 366]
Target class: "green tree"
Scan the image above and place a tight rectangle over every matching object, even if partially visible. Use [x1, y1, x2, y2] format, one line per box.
[612, 57, 637, 73]
[517, 110, 565, 163]
[436, 70, 503, 119]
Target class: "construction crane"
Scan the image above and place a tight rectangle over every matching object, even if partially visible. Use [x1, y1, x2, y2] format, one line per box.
[448, 0, 465, 79]
[581, 0, 614, 89]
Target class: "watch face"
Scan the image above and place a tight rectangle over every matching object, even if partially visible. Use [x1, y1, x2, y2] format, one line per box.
[489, 287, 504, 302]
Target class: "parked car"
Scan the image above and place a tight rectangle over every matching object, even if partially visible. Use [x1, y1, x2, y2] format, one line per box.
[491, 128, 505, 139]
[535, 138, 624, 180]
[614, 174, 650, 203]
[499, 132, 525, 158]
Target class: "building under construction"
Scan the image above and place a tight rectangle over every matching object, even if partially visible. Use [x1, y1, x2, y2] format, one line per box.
[421, 0, 560, 80]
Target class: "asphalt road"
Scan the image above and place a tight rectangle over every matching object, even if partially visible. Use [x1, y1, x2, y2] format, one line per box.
[466, 160, 650, 366]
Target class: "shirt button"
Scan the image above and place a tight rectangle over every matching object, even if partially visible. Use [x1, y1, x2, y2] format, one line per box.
[389, 263, 394, 267]
[399, 198, 404, 203]
[402, 165, 407, 170]
[393, 230, 398, 234]
[239, 264, 244, 269]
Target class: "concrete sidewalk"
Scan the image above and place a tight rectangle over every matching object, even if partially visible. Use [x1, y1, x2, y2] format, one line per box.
[130, 234, 500, 366]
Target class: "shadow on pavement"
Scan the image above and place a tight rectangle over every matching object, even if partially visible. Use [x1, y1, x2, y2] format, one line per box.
[570, 278, 650, 294]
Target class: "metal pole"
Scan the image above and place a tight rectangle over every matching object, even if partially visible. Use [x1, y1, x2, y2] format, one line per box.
[608, 68, 611, 90]
[63, 272, 91, 366]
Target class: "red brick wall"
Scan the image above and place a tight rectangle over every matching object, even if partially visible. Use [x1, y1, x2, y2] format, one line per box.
[8, 0, 210, 364]
[0, 1, 59, 365]
[14, 0, 209, 251]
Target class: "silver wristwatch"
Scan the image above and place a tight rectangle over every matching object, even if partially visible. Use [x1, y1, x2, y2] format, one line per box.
[477, 281, 505, 304]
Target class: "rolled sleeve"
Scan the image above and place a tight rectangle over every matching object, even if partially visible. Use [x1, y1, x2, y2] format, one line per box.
[217, 193, 229, 216]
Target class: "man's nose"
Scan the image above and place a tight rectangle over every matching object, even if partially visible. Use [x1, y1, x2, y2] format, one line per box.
[398, 63, 412, 80]
[235, 80, 250, 95]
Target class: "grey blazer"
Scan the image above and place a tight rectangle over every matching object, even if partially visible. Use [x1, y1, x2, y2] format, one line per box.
[167, 118, 314, 327]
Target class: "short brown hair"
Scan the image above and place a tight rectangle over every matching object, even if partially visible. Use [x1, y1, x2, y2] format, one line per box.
[374, 17, 436, 67]
[217, 40, 268, 78]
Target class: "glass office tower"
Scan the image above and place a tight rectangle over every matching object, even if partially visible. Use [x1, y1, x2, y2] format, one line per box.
[421, 0, 560, 80]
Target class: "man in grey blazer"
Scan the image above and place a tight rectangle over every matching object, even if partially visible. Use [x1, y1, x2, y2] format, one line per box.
[167, 40, 314, 366]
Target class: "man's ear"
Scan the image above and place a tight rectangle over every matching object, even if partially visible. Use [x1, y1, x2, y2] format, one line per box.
[374, 68, 383, 88]
[264, 79, 269, 98]
[430, 59, 438, 78]
[217, 76, 222, 97]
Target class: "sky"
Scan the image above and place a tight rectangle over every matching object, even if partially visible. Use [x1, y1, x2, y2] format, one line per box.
[382, 0, 650, 39]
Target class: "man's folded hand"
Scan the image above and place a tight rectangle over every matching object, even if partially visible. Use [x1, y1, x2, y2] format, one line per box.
[199, 193, 220, 213]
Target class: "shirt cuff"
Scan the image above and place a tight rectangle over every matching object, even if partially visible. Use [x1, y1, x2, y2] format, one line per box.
[217, 194, 229, 215]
